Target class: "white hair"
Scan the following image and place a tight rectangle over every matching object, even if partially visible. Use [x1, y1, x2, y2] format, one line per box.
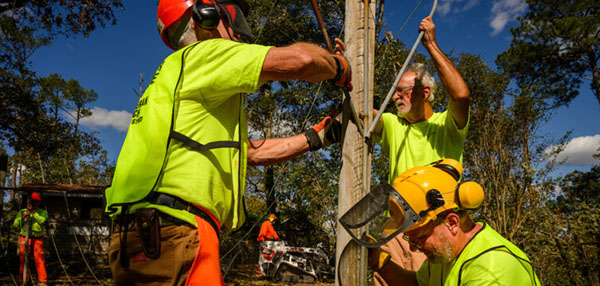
[166, 11, 197, 50]
[406, 63, 436, 102]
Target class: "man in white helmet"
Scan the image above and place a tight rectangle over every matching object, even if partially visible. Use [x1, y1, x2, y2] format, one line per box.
[340, 159, 540, 286]
[105, 0, 350, 285]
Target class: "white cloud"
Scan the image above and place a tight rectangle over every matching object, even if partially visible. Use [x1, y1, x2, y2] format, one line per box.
[437, 0, 480, 16]
[80, 107, 131, 132]
[546, 134, 600, 166]
[490, 0, 527, 36]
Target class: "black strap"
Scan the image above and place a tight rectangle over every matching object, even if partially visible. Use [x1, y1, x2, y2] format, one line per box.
[149, 192, 220, 239]
[170, 130, 240, 151]
[119, 205, 130, 268]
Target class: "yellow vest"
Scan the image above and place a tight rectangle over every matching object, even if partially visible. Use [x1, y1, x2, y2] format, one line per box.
[105, 39, 271, 230]
[417, 223, 540, 285]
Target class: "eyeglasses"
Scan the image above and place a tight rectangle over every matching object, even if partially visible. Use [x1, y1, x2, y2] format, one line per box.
[395, 85, 415, 96]
[402, 222, 435, 247]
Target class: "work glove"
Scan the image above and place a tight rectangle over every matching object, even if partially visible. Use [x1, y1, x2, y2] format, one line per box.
[332, 54, 353, 91]
[304, 110, 343, 151]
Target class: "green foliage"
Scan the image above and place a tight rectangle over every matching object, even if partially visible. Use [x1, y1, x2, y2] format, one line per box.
[497, 0, 600, 106]
[0, 1, 120, 188]
[0, 0, 124, 37]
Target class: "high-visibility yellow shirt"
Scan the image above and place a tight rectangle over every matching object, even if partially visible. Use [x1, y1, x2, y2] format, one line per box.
[377, 109, 469, 183]
[106, 39, 271, 230]
[13, 208, 47, 238]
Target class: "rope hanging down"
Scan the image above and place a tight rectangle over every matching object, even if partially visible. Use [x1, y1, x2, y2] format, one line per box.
[365, 0, 438, 142]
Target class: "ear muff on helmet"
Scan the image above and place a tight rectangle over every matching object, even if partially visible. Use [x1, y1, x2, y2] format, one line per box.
[432, 159, 462, 181]
[456, 181, 484, 209]
[192, 0, 221, 30]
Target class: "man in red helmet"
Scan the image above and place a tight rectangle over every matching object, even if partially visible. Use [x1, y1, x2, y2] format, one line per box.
[105, 0, 351, 285]
[13, 192, 48, 286]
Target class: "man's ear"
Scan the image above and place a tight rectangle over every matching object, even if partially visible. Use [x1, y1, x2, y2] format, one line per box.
[444, 212, 460, 235]
[422, 85, 431, 101]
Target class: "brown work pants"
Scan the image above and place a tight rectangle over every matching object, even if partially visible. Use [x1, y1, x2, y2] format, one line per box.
[109, 216, 222, 286]
[374, 235, 426, 286]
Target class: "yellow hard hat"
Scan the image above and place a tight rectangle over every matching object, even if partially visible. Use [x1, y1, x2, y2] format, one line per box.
[340, 158, 484, 248]
[268, 214, 277, 221]
[389, 159, 484, 233]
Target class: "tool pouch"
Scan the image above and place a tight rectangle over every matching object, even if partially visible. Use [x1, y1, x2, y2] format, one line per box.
[135, 208, 161, 259]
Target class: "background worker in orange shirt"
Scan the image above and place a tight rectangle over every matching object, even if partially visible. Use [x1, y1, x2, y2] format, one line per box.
[257, 214, 280, 242]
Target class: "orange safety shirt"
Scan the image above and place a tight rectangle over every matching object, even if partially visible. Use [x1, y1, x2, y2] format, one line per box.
[257, 220, 280, 242]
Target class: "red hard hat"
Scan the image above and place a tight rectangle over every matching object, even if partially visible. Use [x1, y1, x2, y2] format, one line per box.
[31, 192, 42, 201]
[157, 0, 194, 50]
[157, 0, 251, 50]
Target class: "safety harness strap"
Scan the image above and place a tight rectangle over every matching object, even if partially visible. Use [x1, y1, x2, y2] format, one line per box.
[169, 130, 240, 151]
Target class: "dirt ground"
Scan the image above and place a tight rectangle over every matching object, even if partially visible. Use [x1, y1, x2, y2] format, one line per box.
[0, 263, 334, 286]
[225, 264, 334, 286]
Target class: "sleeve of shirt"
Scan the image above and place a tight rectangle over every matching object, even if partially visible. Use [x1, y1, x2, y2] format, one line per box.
[179, 39, 272, 109]
[13, 210, 23, 229]
[32, 209, 47, 224]
[444, 106, 470, 144]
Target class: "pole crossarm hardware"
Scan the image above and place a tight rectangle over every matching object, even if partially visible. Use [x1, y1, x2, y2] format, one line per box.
[365, 0, 438, 143]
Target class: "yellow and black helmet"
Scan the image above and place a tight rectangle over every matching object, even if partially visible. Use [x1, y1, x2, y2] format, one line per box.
[340, 159, 484, 248]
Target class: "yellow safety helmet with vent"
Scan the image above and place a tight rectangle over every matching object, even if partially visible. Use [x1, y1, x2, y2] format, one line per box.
[339, 159, 484, 248]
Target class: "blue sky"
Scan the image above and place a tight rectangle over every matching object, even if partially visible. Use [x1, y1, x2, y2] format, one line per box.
[31, 0, 600, 177]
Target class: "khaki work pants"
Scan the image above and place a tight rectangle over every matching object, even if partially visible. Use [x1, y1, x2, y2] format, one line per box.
[109, 216, 222, 286]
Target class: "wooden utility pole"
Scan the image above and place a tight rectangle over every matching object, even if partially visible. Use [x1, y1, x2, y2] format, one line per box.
[336, 0, 375, 285]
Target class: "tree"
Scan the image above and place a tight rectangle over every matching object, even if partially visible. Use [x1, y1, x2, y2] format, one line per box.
[0, 0, 120, 191]
[0, 0, 124, 37]
[498, 0, 600, 106]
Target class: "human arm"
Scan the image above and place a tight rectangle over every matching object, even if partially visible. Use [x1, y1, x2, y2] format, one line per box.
[419, 17, 470, 129]
[260, 42, 350, 89]
[31, 208, 47, 225]
[368, 247, 418, 286]
[13, 210, 24, 229]
[371, 109, 384, 137]
[247, 135, 310, 166]
[247, 113, 341, 166]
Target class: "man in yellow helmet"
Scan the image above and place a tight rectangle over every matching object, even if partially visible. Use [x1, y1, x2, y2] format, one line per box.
[340, 159, 540, 285]
[366, 17, 471, 282]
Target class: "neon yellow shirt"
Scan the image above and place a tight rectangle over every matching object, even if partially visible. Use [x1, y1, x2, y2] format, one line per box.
[416, 223, 540, 286]
[13, 208, 47, 237]
[376, 110, 469, 183]
[106, 39, 271, 230]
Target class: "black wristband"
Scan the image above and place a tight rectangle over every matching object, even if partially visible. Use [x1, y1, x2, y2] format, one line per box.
[303, 129, 322, 151]
[331, 55, 343, 83]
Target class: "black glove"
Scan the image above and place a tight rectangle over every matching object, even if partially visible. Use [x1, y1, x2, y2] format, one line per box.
[332, 54, 353, 91]
[304, 111, 343, 151]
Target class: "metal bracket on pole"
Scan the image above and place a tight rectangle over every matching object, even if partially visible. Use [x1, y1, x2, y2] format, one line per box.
[365, 0, 438, 142]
